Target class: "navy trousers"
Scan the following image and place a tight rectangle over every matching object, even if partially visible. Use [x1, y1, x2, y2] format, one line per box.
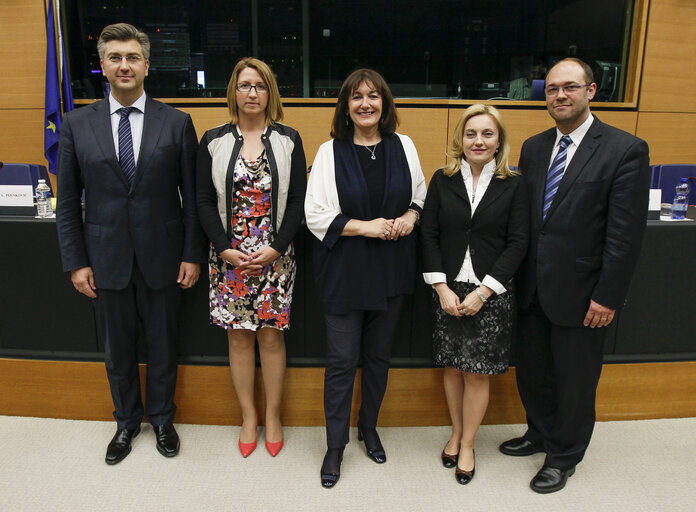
[94, 259, 181, 430]
[323, 295, 404, 448]
[514, 294, 605, 470]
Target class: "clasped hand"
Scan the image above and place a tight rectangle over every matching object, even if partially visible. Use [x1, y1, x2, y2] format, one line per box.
[435, 284, 488, 317]
[364, 210, 417, 241]
[221, 246, 280, 276]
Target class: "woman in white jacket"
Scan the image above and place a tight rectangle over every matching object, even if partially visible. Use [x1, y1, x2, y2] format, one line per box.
[305, 68, 426, 488]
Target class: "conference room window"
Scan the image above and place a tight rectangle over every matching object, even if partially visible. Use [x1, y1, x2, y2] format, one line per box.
[62, 0, 637, 101]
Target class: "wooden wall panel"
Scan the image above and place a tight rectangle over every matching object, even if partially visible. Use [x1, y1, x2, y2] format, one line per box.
[0, 109, 47, 166]
[0, 0, 46, 109]
[636, 112, 696, 164]
[281, 106, 335, 166]
[594, 111, 639, 135]
[398, 108, 450, 182]
[1, 359, 694, 426]
[639, 0, 696, 112]
[179, 107, 228, 139]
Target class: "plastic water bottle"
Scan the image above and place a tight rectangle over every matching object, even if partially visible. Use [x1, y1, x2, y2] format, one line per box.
[35, 179, 53, 218]
[671, 178, 690, 220]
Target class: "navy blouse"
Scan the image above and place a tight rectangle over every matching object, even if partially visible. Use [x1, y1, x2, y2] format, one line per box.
[312, 134, 420, 314]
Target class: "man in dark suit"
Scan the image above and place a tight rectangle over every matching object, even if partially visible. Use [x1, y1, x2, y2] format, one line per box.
[56, 23, 205, 465]
[499, 58, 650, 493]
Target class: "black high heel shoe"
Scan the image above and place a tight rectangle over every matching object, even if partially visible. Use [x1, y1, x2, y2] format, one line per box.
[455, 449, 476, 485]
[320, 447, 344, 488]
[357, 426, 386, 464]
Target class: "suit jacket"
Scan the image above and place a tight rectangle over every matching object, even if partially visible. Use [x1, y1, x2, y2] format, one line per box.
[421, 168, 529, 287]
[56, 96, 206, 290]
[516, 116, 650, 326]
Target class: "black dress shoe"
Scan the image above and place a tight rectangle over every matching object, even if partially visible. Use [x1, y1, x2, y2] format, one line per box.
[105, 426, 140, 465]
[530, 465, 575, 494]
[155, 423, 180, 457]
[357, 427, 386, 464]
[441, 447, 458, 468]
[455, 449, 475, 485]
[320, 447, 345, 489]
[499, 437, 545, 456]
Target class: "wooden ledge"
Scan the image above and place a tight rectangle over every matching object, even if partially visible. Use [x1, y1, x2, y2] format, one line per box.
[0, 358, 694, 425]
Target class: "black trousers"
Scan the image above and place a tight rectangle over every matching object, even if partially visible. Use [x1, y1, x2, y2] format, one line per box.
[514, 295, 605, 470]
[323, 295, 404, 448]
[94, 260, 181, 430]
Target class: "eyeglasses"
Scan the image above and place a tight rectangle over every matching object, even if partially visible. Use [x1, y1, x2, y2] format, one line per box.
[237, 83, 269, 94]
[544, 84, 591, 96]
[106, 55, 143, 64]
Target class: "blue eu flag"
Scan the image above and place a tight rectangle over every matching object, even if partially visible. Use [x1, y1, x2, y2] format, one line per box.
[44, 0, 61, 174]
[44, 0, 73, 173]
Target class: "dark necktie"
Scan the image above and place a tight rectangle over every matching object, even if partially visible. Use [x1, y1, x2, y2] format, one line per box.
[543, 135, 572, 220]
[118, 106, 137, 185]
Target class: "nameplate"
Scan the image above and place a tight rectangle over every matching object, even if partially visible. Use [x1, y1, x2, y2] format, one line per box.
[0, 185, 33, 207]
[648, 189, 661, 211]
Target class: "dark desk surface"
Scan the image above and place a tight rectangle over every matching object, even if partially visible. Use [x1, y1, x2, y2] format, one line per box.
[1, 217, 694, 365]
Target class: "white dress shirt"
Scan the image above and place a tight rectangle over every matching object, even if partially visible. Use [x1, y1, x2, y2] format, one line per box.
[423, 159, 506, 295]
[108, 92, 146, 164]
[548, 113, 594, 168]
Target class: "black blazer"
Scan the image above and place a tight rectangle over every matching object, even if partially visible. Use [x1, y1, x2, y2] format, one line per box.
[421, 168, 529, 288]
[516, 116, 650, 326]
[56, 96, 206, 290]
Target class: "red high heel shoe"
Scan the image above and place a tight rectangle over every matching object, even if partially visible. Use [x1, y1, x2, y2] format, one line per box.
[238, 411, 260, 458]
[265, 435, 284, 457]
[265, 416, 284, 456]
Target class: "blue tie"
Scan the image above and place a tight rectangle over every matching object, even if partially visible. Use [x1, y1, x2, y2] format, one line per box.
[118, 107, 137, 185]
[543, 135, 572, 220]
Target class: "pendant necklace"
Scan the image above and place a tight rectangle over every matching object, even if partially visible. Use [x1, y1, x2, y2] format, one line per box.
[365, 144, 377, 160]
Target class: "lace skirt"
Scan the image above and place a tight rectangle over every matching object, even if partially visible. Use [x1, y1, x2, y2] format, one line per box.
[432, 281, 514, 374]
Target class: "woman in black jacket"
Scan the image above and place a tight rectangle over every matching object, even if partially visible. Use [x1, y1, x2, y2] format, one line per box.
[421, 104, 528, 485]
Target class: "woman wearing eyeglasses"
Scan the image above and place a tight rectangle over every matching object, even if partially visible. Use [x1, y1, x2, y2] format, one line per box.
[305, 69, 426, 488]
[197, 57, 306, 458]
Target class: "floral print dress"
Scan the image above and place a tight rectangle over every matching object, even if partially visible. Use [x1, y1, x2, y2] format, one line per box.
[208, 152, 295, 331]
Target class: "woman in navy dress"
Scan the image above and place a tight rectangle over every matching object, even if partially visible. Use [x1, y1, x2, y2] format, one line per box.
[305, 69, 426, 488]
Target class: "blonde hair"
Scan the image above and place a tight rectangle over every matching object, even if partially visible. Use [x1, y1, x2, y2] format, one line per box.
[444, 104, 516, 179]
[226, 57, 283, 126]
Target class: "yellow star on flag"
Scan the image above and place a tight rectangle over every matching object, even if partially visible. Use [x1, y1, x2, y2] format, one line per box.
[47, 120, 56, 133]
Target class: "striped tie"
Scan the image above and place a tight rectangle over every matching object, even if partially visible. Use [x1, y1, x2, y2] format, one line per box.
[542, 135, 572, 220]
[118, 107, 136, 185]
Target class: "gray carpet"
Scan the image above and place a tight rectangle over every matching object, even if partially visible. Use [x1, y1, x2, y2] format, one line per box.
[1, 416, 694, 511]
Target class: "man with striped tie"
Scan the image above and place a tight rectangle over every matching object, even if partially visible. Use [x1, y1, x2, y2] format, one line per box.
[56, 23, 205, 465]
[499, 58, 650, 493]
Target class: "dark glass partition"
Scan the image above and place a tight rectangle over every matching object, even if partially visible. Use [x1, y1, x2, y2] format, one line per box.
[63, 0, 635, 101]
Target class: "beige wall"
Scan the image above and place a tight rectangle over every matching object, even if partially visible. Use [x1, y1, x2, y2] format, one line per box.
[2, 0, 696, 192]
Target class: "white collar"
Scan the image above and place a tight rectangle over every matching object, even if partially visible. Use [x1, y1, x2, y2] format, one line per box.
[109, 92, 147, 115]
[460, 158, 497, 181]
[554, 113, 594, 148]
